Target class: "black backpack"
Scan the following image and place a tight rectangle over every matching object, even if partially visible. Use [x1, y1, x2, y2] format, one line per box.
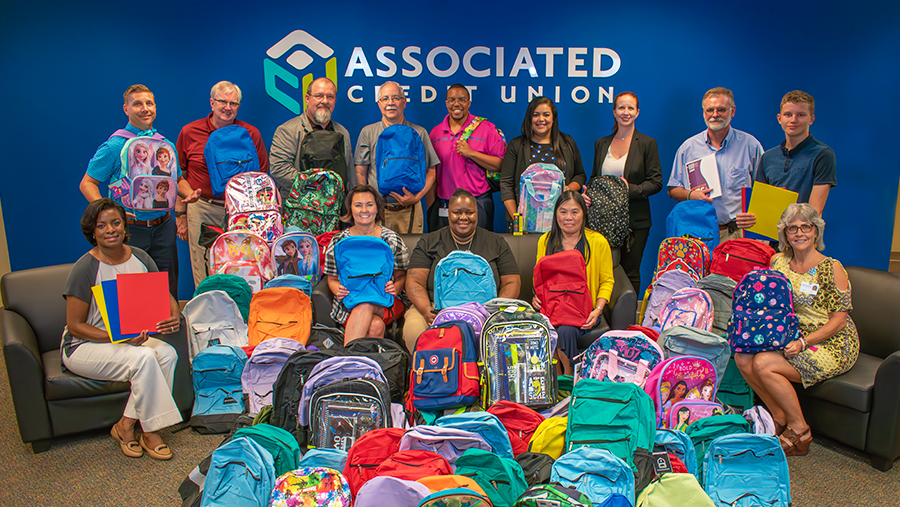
[270, 349, 340, 446]
[515, 451, 555, 487]
[343, 337, 410, 403]
[306, 323, 346, 353]
[585, 174, 630, 248]
[299, 129, 348, 187]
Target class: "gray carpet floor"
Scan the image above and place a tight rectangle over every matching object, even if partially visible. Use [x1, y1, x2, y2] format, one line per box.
[1, 344, 897, 506]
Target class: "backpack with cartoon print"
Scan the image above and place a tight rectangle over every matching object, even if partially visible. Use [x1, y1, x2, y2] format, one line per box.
[108, 130, 177, 212]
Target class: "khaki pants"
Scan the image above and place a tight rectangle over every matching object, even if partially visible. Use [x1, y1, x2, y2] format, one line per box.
[384, 202, 424, 234]
[719, 227, 744, 243]
[187, 199, 226, 288]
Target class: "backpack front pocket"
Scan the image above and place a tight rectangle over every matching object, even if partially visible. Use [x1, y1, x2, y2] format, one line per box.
[412, 348, 460, 397]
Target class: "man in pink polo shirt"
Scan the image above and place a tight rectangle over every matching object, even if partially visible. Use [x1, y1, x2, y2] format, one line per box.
[428, 84, 506, 230]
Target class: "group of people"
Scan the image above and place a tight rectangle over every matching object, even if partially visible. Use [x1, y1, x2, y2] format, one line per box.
[66, 78, 846, 461]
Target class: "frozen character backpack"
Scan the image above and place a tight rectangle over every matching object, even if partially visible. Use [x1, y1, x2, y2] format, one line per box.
[585, 174, 631, 248]
[225, 171, 283, 242]
[575, 330, 665, 387]
[375, 124, 427, 197]
[204, 124, 260, 198]
[666, 200, 719, 253]
[658, 287, 715, 332]
[283, 169, 344, 236]
[533, 249, 592, 328]
[727, 269, 801, 353]
[518, 163, 564, 233]
[208, 230, 275, 293]
[333, 235, 396, 310]
[271, 231, 320, 285]
[433, 251, 497, 310]
[107, 130, 177, 212]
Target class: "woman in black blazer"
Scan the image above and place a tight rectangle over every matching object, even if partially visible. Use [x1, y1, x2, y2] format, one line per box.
[591, 92, 662, 293]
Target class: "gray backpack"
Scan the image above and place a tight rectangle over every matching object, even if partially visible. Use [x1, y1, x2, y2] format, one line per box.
[697, 274, 737, 337]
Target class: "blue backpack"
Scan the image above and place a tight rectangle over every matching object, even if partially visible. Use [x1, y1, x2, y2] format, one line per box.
[205, 124, 261, 198]
[654, 428, 699, 479]
[435, 411, 515, 460]
[704, 434, 791, 506]
[728, 269, 801, 353]
[666, 200, 719, 252]
[375, 124, 426, 197]
[265, 274, 314, 296]
[433, 251, 497, 310]
[298, 447, 349, 471]
[191, 344, 248, 434]
[200, 436, 276, 507]
[550, 447, 635, 507]
[334, 235, 395, 310]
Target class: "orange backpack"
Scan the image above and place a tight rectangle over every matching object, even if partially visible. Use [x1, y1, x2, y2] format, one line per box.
[417, 475, 487, 495]
[247, 287, 312, 346]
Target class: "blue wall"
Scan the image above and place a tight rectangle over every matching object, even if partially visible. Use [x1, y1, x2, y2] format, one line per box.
[2, 0, 898, 298]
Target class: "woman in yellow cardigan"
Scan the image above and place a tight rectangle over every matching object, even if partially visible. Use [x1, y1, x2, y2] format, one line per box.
[534, 190, 615, 373]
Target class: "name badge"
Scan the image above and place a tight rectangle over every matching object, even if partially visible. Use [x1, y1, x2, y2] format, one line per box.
[799, 281, 819, 296]
[438, 200, 449, 217]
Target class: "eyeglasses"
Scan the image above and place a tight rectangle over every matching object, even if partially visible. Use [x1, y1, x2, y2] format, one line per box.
[704, 107, 730, 114]
[213, 98, 240, 107]
[378, 95, 404, 103]
[786, 224, 814, 234]
[310, 93, 336, 101]
[446, 98, 470, 104]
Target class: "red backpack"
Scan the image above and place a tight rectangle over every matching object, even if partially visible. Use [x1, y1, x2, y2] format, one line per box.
[487, 401, 546, 457]
[711, 238, 775, 282]
[533, 249, 593, 327]
[316, 230, 340, 271]
[344, 427, 406, 495]
[626, 325, 661, 342]
[374, 449, 453, 481]
[655, 237, 711, 281]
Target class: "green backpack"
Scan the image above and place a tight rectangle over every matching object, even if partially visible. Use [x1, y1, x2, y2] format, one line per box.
[684, 414, 750, 483]
[455, 448, 528, 507]
[565, 379, 656, 472]
[232, 423, 301, 476]
[716, 355, 755, 411]
[515, 483, 593, 506]
[194, 273, 253, 322]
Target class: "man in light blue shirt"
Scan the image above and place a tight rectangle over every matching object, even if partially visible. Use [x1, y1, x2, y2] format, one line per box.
[667, 87, 763, 242]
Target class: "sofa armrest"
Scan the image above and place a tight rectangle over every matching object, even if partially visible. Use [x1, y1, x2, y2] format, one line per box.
[606, 265, 637, 330]
[865, 350, 900, 467]
[312, 278, 336, 327]
[1, 309, 53, 443]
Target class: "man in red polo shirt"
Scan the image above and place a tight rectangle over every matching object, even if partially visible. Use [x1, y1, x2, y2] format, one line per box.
[175, 81, 269, 287]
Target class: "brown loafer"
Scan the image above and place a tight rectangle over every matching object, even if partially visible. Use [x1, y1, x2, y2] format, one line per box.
[110, 425, 143, 458]
[140, 435, 173, 460]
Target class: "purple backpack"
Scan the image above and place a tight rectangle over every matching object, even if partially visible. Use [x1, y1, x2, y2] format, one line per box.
[433, 302, 491, 342]
[297, 356, 388, 426]
[241, 337, 305, 414]
[727, 269, 801, 353]
[354, 476, 432, 507]
[642, 270, 697, 329]
[575, 331, 665, 386]
[658, 288, 715, 332]
[398, 425, 492, 466]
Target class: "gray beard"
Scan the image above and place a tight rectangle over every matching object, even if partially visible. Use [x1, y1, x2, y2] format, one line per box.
[314, 108, 332, 125]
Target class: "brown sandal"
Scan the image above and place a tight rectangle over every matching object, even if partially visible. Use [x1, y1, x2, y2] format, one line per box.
[774, 421, 786, 436]
[780, 427, 812, 456]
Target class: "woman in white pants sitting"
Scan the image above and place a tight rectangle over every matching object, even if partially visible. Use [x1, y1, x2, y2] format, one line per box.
[61, 198, 183, 460]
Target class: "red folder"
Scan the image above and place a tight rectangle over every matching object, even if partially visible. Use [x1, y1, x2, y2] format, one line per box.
[116, 272, 171, 334]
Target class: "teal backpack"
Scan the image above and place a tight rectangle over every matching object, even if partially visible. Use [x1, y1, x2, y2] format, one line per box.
[515, 483, 593, 506]
[455, 448, 528, 507]
[703, 434, 791, 506]
[684, 414, 750, 483]
[716, 355, 755, 411]
[232, 423, 301, 476]
[566, 379, 656, 472]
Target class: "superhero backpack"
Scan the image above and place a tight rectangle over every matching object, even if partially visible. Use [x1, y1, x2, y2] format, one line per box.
[299, 127, 349, 185]
[107, 130, 177, 212]
[283, 169, 344, 236]
[224, 172, 283, 242]
[271, 231, 320, 284]
[200, 436, 276, 507]
[190, 344, 248, 434]
[728, 269, 801, 353]
[518, 163, 564, 233]
[533, 249, 592, 328]
[643, 355, 718, 429]
[575, 330, 665, 387]
[183, 289, 249, 362]
[208, 230, 275, 293]
[658, 287, 715, 332]
[481, 307, 557, 408]
[240, 337, 305, 414]
[204, 124, 260, 198]
[267, 467, 352, 507]
[711, 238, 775, 282]
[247, 287, 312, 346]
[407, 320, 480, 411]
[375, 124, 427, 197]
[343, 427, 406, 495]
[585, 174, 631, 248]
[433, 251, 497, 310]
[666, 200, 719, 253]
[333, 235, 395, 310]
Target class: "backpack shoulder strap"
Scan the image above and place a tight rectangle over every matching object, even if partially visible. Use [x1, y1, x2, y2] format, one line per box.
[109, 129, 166, 141]
[459, 117, 485, 141]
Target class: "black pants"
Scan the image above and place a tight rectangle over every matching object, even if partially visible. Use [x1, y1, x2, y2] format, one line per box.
[620, 226, 651, 294]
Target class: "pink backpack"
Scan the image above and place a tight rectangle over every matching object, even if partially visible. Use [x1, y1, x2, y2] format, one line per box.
[574, 330, 665, 387]
[224, 172, 283, 242]
[667, 400, 725, 431]
[208, 231, 275, 293]
[644, 356, 718, 428]
[658, 288, 714, 332]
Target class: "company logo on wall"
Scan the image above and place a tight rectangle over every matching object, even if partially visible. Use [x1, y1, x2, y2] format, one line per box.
[264, 30, 622, 112]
